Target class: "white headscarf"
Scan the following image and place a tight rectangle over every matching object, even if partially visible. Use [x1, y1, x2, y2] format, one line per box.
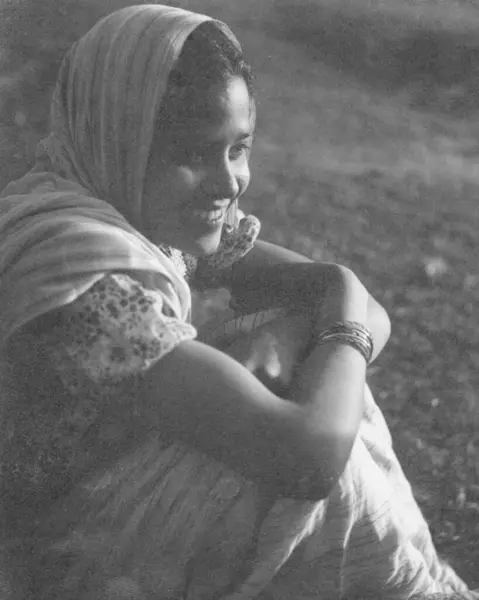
[0, 5, 242, 344]
[40, 4, 241, 230]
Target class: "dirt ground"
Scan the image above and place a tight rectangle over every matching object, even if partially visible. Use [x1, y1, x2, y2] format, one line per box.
[0, 0, 478, 587]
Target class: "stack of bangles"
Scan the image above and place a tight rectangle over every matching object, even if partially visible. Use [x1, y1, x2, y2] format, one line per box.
[315, 321, 374, 364]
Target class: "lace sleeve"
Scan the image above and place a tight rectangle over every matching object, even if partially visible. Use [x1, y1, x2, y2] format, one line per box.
[192, 211, 261, 290]
[46, 273, 197, 390]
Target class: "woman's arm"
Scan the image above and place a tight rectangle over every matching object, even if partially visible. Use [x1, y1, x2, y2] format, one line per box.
[41, 269, 368, 502]
[229, 239, 391, 362]
[234, 239, 313, 268]
[142, 264, 369, 501]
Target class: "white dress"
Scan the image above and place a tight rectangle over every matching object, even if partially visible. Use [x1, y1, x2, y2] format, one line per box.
[2, 214, 475, 599]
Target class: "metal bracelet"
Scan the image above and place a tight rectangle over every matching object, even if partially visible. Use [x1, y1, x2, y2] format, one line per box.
[316, 321, 374, 364]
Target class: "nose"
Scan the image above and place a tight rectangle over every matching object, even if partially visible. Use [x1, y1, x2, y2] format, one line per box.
[208, 156, 240, 201]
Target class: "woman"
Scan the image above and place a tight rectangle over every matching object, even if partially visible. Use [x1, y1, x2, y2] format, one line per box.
[0, 5, 475, 599]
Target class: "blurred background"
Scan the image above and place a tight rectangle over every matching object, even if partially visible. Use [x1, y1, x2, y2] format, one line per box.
[1, 0, 478, 585]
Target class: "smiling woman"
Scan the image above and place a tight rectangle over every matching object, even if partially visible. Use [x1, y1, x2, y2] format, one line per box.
[143, 77, 253, 254]
[0, 4, 476, 600]
[142, 21, 255, 256]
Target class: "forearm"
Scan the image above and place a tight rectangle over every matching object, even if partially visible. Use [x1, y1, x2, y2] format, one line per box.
[230, 261, 335, 314]
[231, 241, 390, 360]
[230, 239, 312, 308]
[286, 266, 369, 495]
[236, 239, 314, 268]
[289, 342, 367, 492]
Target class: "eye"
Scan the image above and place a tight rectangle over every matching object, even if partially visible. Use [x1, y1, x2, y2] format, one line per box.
[229, 142, 252, 161]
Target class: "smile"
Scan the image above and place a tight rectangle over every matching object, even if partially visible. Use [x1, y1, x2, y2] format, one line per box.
[189, 207, 226, 224]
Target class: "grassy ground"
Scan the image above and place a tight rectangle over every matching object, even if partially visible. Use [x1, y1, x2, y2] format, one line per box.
[1, 0, 478, 587]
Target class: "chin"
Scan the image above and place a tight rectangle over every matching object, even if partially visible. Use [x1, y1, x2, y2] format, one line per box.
[149, 226, 222, 258]
[194, 239, 222, 257]
[183, 231, 223, 257]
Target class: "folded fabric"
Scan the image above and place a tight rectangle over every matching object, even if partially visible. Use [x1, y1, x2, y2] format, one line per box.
[210, 311, 475, 599]
[16, 309, 475, 599]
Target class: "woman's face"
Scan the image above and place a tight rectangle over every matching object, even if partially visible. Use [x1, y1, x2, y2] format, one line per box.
[142, 76, 254, 256]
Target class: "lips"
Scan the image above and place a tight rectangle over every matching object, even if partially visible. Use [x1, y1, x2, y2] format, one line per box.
[191, 207, 225, 222]
[187, 203, 230, 226]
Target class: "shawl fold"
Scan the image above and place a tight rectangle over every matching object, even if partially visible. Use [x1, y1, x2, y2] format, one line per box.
[0, 4, 241, 344]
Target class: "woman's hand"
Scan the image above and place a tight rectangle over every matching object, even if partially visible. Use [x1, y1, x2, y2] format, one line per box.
[224, 314, 311, 396]
[224, 266, 373, 395]
[310, 264, 369, 333]
[231, 240, 391, 363]
[365, 294, 391, 362]
[310, 264, 390, 362]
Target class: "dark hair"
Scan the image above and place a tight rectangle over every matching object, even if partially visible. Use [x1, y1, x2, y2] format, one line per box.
[158, 21, 254, 129]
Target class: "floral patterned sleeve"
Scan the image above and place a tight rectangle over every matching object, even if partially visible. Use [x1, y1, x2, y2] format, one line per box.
[192, 211, 261, 290]
[46, 273, 197, 390]
[2, 273, 197, 499]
